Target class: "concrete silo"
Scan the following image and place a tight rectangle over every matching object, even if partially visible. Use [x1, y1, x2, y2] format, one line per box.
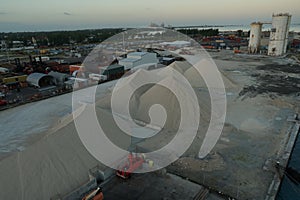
[248, 22, 263, 54]
[268, 13, 292, 56]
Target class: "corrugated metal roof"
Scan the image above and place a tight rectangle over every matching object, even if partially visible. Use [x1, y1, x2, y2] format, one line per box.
[120, 57, 141, 63]
[27, 73, 54, 88]
[128, 52, 148, 56]
[48, 71, 70, 84]
[104, 64, 124, 70]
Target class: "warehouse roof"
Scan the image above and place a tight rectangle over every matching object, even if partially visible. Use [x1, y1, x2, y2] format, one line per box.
[48, 71, 70, 84]
[101, 64, 124, 71]
[128, 52, 148, 56]
[120, 57, 141, 63]
[27, 73, 54, 88]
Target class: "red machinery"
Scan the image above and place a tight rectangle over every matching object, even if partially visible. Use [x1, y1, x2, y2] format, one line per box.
[116, 153, 145, 179]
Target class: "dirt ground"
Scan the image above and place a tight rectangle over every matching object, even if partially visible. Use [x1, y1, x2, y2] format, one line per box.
[240, 63, 300, 98]
[95, 50, 300, 200]
[102, 171, 224, 200]
[103, 172, 202, 200]
[165, 51, 300, 199]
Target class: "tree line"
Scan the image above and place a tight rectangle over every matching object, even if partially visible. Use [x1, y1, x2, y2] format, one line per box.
[177, 28, 219, 37]
[0, 28, 124, 47]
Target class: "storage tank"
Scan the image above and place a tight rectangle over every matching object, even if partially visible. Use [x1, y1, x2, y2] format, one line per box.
[268, 13, 292, 56]
[248, 22, 263, 54]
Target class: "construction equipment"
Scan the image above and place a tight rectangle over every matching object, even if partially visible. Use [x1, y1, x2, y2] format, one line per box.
[82, 187, 103, 200]
[116, 153, 145, 179]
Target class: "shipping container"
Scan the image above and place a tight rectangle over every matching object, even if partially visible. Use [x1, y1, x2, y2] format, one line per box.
[69, 65, 83, 74]
[3, 75, 27, 84]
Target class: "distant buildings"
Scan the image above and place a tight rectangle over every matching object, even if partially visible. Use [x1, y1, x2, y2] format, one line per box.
[248, 13, 292, 56]
[99, 64, 124, 80]
[119, 52, 158, 70]
[0, 40, 6, 49]
[12, 41, 24, 48]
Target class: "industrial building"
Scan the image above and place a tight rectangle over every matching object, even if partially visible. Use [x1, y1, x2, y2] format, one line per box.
[99, 64, 125, 80]
[48, 71, 71, 86]
[248, 22, 263, 54]
[119, 52, 158, 70]
[268, 13, 292, 56]
[248, 13, 292, 56]
[26, 73, 55, 88]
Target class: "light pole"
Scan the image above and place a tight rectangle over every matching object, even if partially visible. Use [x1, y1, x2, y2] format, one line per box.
[4, 41, 10, 63]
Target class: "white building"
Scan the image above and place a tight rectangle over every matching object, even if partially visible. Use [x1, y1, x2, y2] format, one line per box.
[248, 22, 263, 54]
[119, 52, 158, 70]
[268, 13, 292, 56]
[12, 41, 24, 48]
[0, 40, 6, 49]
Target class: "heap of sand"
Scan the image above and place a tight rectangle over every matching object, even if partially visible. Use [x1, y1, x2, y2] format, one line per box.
[97, 66, 213, 130]
[0, 60, 231, 199]
[0, 105, 131, 200]
[94, 66, 216, 158]
[169, 61, 237, 89]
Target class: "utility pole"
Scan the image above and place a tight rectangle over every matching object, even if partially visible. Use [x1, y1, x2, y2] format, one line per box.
[122, 32, 126, 53]
[5, 41, 10, 63]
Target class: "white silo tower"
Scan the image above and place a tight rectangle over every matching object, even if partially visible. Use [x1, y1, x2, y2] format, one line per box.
[248, 22, 263, 54]
[268, 13, 292, 56]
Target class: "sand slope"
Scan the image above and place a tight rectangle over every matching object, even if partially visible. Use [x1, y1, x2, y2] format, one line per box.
[0, 106, 131, 200]
[0, 60, 232, 199]
[169, 61, 237, 89]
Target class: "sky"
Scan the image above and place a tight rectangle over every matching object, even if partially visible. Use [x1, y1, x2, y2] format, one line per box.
[0, 0, 299, 32]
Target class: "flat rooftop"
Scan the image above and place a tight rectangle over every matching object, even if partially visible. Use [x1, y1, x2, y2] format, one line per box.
[128, 52, 148, 56]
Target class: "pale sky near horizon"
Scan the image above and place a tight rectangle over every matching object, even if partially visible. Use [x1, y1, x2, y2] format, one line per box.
[0, 0, 299, 32]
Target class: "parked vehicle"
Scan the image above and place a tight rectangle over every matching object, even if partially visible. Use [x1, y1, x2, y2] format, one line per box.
[0, 99, 7, 106]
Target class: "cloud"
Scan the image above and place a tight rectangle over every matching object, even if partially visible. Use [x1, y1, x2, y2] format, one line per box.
[0, 12, 7, 15]
[64, 12, 72, 16]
